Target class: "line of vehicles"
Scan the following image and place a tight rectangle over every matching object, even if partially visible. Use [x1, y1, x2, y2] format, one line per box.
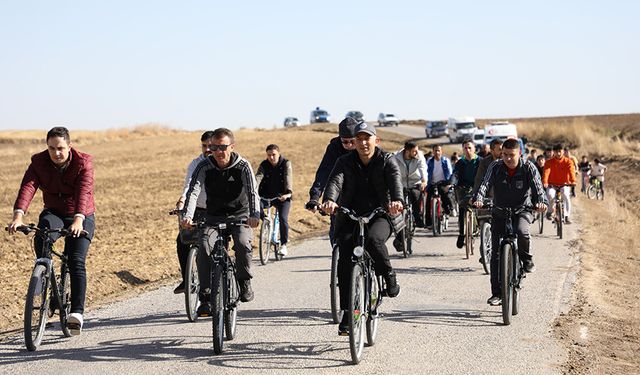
[283, 108, 400, 128]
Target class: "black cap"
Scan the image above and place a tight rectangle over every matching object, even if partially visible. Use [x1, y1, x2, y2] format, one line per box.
[354, 121, 376, 136]
[338, 117, 358, 138]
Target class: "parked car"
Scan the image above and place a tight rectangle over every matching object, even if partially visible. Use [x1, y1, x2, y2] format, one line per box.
[345, 111, 365, 123]
[424, 120, 448, 138]
[483, 121, 518, 144]
[377, 113, 399, 127]
[310, 107, 330, 124]
[473, 129, 485, 147]
[283, 117, 300, 128]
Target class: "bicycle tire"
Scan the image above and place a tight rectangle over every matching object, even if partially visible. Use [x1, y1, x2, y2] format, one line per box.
[349, 263, 366, 364]
[556, 201, 563, 239]
[59, 265, 72, 337]
[404, 213, 412, 257]
[185, 246, 199, 322]
[538, 211, 544, 234]
[24, 264, 49, 351]
[465, 210, 472, 259]
[512, 254, 521, 316]
[431, 199, 440, 237]
[259, 220, 271, 265]
[366, 275, 380, 346]
[586, 184, 596, 199]
[421, 192, 429, 229]
[273, 220, 282, 261]
[225, 266, 238, 340]
[212, 263, 225, 354]
[501, 243, 514, 325]
[330, 244, 342, 324]
[480, 222, 491, 275]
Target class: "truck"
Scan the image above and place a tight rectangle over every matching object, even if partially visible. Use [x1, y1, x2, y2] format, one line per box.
[447, 116, 477, 143]
[482, 121, 518, 145]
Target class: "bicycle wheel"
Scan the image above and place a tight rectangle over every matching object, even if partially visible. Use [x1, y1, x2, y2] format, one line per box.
[366, 275, 380, 346]
[225, 267, 238, 340]
[480, 222, 491, 275]
[556, 201, 563, 239]
[421, 192, 429, 229]
[501, 243, 514, 325]
[403, 214, 412, 257]
[431, 199, 440, 237]
[59, 265, 72, 337]
[330, 244, 342, 324]
[259, 219, 271, 265]
[538, 211, 544, 234]
[586, 184, 596, 199]
[512, 255, 521, 316]
[349, 263, 366, 364]
[465, 210, 472, 259]
[24, 264, 50, 351]
[273, 219, 282, 261]
[211, 263, 225, 354]
[184, 246, 199, 322]
[597, 186, 604, 200]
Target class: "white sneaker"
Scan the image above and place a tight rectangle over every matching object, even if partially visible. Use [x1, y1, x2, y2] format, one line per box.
[67, 313, 83, 336]
[279, 245, 288, 256]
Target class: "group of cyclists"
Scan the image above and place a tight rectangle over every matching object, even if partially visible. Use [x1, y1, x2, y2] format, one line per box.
[5, 119, 608, 341]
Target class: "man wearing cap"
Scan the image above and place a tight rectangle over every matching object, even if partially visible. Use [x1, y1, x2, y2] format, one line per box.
[305, 117, 358, 243]
[321, 121, 404, 335]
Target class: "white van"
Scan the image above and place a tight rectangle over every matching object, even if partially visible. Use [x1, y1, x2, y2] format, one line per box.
[483, 122, 518, 144]
[448, 116, 477, 143]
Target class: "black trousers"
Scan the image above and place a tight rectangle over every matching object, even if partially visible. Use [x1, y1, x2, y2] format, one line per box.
[425, 183, 453, 225]
[335, 215, 393, 310]
[261, 199, 291, 245]
[489, 213, 532, 296]
[35, 209, 95, 314]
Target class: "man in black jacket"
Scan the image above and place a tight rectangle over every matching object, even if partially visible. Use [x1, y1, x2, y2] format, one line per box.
[321, 122, 403, 335]
[472, 139, 548, 306]
[255, 144, 293, 256]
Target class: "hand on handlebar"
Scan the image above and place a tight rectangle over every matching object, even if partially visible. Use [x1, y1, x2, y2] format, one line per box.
[180, 218, 193, 230]
[247, 217, 260, 228]
[387, 200, 403, 216]
[534, 203, 547, 212]
[320, 200, 339, 215]
[472, 200, 483, 208]
[305, 200, 319, 213]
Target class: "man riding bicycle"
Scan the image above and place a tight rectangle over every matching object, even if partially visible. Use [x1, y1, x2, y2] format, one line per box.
[451, 139, 481, 249]
[472, 138, 548, 306]
[590, 158, 607, 198]
[578, 155, 591, 194]
[255, 144, 293, 256]
[7, 127, 96, 335]
[181, 128, 260, 316]
[321, 122, 403, 335]
[425, 144, 454, 227]
[542, 143, 576, 224]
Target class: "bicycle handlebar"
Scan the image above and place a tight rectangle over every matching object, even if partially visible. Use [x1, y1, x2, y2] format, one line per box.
[5, 224, 87, 237]
[337, 207, 386, 223]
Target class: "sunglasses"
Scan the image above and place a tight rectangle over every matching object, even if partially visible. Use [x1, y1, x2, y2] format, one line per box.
[341, 138, 355, 145]
[203, 144, 232, 151]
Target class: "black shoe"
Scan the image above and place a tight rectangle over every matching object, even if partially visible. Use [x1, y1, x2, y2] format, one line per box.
[456, 235, 464, 249]
[384, 271, 400, 297]
[240, 279, 254, 302]
[173, 281, 185, 294]
[197, 303, 211, 317]
[487, 295, 502, 306]
[523, 260, 536, 273]
[546, 212, 553, 221]
[564, 217, 572, 224]
[338, 313, 349, 336]
[393, 237, 404, 252]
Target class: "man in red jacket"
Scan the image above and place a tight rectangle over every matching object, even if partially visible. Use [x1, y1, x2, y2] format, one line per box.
[8, 126, 95, 336]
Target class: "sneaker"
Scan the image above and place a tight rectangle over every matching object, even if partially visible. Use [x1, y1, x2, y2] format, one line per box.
[67, 313, 83, 336]
[278, 245, 288, 256]
[487, 296, 502, 306]
[338, 312, 349, 336]
[564, 217, 572, 224]
[197, 303, 211, 317]
[173, 281, 185, 294]
[240, 279, 254, 302]
[384, 271, 400, 297]
[393, 237, 404, 253]
[523, 260, 536, 273]
[546, 212, 553, 221]
[456, 235, 464, 249]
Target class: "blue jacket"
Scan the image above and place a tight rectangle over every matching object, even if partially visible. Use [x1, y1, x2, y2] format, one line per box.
[426, 156, 453, 185]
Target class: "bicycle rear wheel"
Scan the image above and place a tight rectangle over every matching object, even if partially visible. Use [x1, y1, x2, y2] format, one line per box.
[501, 243, 514, 325]
[480, 222, 491, 275]
[431, 199, 440, 237]
[185, 246, 199, 322]
[259, 220, 271, 265]
[512, 255, 521, 316]
[225, 267, 238, 340]
[465, 210, 472, 259]
[330, 244, 342, 324]
[349, 263, 366, 364]
[421, 192, 429, 229]
[211, 263, 225, 354]
[24, 264, 50, 351]
[59, 265, 72, 337]
[366, 275, 380, 346]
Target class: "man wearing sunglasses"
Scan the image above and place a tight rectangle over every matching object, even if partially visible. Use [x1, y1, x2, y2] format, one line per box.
[173, 131, 215, 296]
[182, 128, 261, 314]
[305, 116, 358, 243]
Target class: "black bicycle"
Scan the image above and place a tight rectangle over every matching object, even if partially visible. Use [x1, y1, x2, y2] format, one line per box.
[337, 207, 387, 365]
[7, 224, 85, 351]
[169, 210, 200, 322]
[476, 202, 493, 275]
[428, 181, 450, 237]
[400, 188, 416, 258]
[549, 185, 571, 239]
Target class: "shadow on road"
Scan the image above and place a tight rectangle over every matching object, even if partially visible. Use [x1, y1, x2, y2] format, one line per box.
[385, 308, 501, 327]
[394, 266, 477, 276]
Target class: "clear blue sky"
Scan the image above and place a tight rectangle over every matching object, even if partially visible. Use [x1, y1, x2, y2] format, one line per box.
[1, 1, 638, 131]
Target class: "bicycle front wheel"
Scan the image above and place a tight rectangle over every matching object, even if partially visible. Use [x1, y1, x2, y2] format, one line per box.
[366, 275, 380, 346]
[259, 220, 271, 265]
[349, 263, 366, 364]
[185, 246, 199, 322]
[403, 214, 413, 257]
[24, 264, 50, 351]
[501, 243, 514, 325]
[586, 184, 596, 199]
[431, 199, 440, 237]
[556, 202, 563, 239]
[225, 267, 238, 340]
[330, 244, 342, 324]
[465, 210, 472, 259]
[512, 255, 521, 316]
[59, 265, 72, 337]
[480, 222, 491, 275]
[211, 263, 225, 354]
[538, 211, 544, 234]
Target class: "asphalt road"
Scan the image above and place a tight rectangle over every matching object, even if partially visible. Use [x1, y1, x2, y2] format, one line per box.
[0, 210, 579, 374]
[375, 123, 427, 140]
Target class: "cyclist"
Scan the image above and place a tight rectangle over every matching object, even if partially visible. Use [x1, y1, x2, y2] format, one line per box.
[181, 128, 260, 315]
[304, 117, 358, 243]
[472, 138, 548, 306]
[451, 139, 481, 249]
[320, 122, 403, 335]
[173, 131, 215, 294]
[542, 143, 576, 224]
[535, 155, 545, 177]
[255, 144, 293, 256]
[451, 151, 460, 165]
[473, 139, 503, 196]
[527, 149, 538, 164]
[564, 147, 579, 197]
[590, 158, 607, 198]
[392, 141, 427, 250]
[543, 147, 553, 160]
[425, 144, 454, 227]
[578, 156, 592, 193]
[7, 127, 96, 335]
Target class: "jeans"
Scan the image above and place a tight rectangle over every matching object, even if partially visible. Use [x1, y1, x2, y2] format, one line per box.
[489, 212, 532, 296]
[35, 209, 95, 314]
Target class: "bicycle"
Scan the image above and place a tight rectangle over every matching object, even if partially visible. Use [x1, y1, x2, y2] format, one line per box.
[206, 219, 245, 354]
[476, 202, 492, 275]
[337, 206, 387, 365]
[6, 224, 85, 351]
[169, 210, 200, 322]
[258, 197, 282, 265]
[533, 209, 544, 234]
[428, 181, 450, 237]
[549, 185, 570, 239]
[464, 205, 478, 260]
[399, 188, 416, 258]
[586, 178, 604, 200]
[311, 205, 342, 324]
